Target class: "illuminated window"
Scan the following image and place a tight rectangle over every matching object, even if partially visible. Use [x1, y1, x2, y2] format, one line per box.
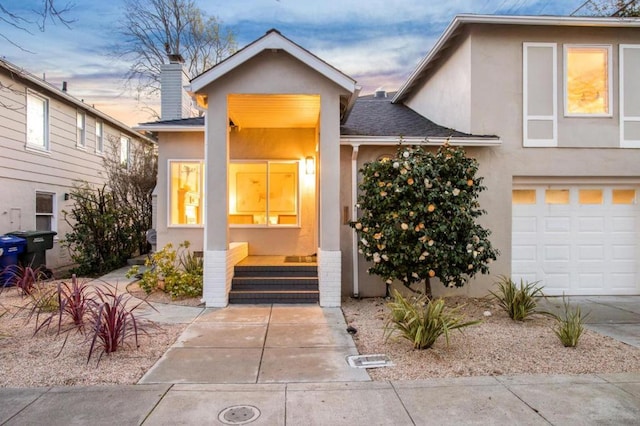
[26, 92, 48, 150]
[565, 45, 611, 116]
[512, 189, 536, 204]
[613, 189, 636, 204]
[578, 189, 603, 204]
[76, 111, 86, 148]
[545, 189, 570, 204]
[169, 160, 204, 226]
[229, 161, 299, 226]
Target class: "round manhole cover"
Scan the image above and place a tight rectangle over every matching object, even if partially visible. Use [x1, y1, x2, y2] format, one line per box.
[218, 405, 261, 425]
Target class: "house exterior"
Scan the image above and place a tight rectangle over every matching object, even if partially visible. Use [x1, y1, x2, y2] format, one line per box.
[0, 58, 154, 270]
[138, 15, 640, 307]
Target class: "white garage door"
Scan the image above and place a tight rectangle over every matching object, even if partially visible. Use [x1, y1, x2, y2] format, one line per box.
[512, 186, 639, 295]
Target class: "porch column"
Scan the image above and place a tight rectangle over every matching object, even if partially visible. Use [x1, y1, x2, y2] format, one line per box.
[202, 93, 231, 307]
[318, 94, 342, 307]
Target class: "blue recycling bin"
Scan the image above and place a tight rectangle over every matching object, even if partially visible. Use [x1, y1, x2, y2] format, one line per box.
[0, 235, 27, 286]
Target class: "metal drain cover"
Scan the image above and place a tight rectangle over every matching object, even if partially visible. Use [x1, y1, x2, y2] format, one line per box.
[218, 405, 261, 425]
[347, 354, 393, 368]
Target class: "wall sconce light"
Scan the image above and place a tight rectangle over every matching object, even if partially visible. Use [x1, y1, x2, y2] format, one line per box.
[64, 193, 70, 201]
[305, 156, 315, 175]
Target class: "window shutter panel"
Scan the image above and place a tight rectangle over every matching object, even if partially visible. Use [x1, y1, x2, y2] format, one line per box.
[523, 43, 557, 147]
[620, 45, 640, 148]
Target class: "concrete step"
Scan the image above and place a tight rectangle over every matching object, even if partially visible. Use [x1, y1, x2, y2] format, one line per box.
[231, 276, 319, 291]
[228, 289, 319, 304]
[233, 265, 317, 278]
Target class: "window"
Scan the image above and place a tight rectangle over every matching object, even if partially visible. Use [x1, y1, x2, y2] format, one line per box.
[26, 92, 49, 150]
[120, 136, 130, 167]
[228, 161, 299, 226]
[545, 189, 570, 204]
[578, 189, 603, 204]
[523, 43, 557, 147]
[35, 192, 55, 231]
[512, 189, 536, 204]
[169, 160, 204, 226]
[613, 189, 636, 204]
[95, 121, 103, 153]
[76, 111, 86, 147]
[565, 45, 612, 116]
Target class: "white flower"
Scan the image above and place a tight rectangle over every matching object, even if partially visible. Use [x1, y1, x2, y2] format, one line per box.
[452, 188, 460, 196]
[361, 238, 369, 247]
[411, 272, 419, 279]
[473, 251, 478, 258]
[468, 264, 473, 270]
[373, 253, 381, 263]
[478, 247, 485, 253]
[355, 223, 362, 230]
[428, 240, 434, 246]
[424, 179, 433, 189]
[393, 162, 400, 169]
[358, 249, 363, 254]
[386, 279, 393, 284]
[401, 223, 409, 230]
[403, 151, 410, 158]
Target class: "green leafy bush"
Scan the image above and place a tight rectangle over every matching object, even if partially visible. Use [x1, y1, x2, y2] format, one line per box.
[550, 295, 588, 347]
[129, 241, 203, 299]
[350, 144, 499, 296]
[384, 289, 480, 349]
[490, 276, 543, 321]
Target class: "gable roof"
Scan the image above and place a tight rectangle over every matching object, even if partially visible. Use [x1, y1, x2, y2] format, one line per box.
[190, 29, 357, 94]
[0, 58, 155, 144]
[393, 14, 640, 104]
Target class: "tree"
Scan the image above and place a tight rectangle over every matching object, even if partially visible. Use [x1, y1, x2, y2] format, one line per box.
[574, 0, 640, 16]
[113, 0, 237, 96]
[1, 0, 75, 50]
[350, 144, 499, 297]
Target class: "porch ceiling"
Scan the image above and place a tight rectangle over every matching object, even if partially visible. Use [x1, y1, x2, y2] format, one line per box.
[228, 94, 320, 128]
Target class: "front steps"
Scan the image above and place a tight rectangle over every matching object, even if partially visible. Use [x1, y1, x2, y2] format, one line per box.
[229, 264, 319, 304]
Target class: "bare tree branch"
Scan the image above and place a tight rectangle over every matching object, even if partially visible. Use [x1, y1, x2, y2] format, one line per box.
[0, 0, 76, 49]
[111, 0, 237, 98]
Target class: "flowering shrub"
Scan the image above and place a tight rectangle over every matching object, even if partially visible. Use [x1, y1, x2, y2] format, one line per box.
[350, 144, 499, 295]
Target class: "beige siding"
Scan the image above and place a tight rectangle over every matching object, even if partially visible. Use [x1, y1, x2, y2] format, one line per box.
[0, 69, 152, 270]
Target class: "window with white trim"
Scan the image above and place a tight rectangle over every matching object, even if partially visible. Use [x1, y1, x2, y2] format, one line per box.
[168, 160, 204, 226]
[564, 45, 612, 116]
[76, 111, 86, 148]
[26, 92, 49, 150]
[120, 136, 130, 168]
[523, 43, 557, 147]
[35, 191, 55, 232]
[95, 121, 104, 153]
[228, 161, 299, 226]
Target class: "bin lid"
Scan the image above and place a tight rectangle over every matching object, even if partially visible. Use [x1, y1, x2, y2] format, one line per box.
[0, 235, 27, 247]
[8, 230, 57, 238]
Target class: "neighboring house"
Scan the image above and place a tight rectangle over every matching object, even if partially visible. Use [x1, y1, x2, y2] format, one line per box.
[0, 58, 154, 270]
[137, 15, 640, 307]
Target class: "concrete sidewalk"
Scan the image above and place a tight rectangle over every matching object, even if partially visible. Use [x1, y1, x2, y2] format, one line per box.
[3, 373, 640, 425]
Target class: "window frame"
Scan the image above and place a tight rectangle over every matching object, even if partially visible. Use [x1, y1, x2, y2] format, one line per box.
[620, 44, 640, 148]
[563, 44, 613, 118]
[167, 159, 205, 228]
[76, 110, 86, 148]
[35, 191, 56, 233]
[95, 120, 104, 154]
[228, 159, 301, 228]
[120, 135, 131, 168]
[26, 90, 50, 152]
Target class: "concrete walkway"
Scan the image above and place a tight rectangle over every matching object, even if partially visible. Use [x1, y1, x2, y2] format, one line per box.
[2, 268, 640, 424]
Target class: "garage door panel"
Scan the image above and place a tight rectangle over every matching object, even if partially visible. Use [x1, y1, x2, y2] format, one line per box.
[544, 245, 570, 261]
[577, 217, 605, 233]
[512, 185, 639, 296]
[544, 217, 570, 233]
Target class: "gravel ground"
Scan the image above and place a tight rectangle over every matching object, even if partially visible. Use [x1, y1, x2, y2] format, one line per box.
[0, 284, 185, 388]
[4, 282, 640, 388]
[342, 296, 640, 381]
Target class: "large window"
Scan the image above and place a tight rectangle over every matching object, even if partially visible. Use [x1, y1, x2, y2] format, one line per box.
[76, 111, 86, 148]
[565, 45, 611, 116]
[26, 92, 49, 150]
[169, 160, 204, 226]
[35, 192, 55, 231]
[228, 161, 299, 226]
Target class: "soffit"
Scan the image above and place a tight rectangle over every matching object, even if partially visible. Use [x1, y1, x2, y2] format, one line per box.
[228, 94, 320, 128]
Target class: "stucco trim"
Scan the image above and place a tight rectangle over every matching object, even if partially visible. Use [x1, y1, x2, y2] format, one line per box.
[189, 30, 356, 94]
[134, 124, 204, 132]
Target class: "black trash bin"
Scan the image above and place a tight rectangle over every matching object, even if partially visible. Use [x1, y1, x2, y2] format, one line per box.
[0, 235, 27, 286]
[7, 230, 57, 271]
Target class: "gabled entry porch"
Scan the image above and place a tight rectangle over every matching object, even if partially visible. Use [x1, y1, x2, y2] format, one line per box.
[187, 29, 358, 307]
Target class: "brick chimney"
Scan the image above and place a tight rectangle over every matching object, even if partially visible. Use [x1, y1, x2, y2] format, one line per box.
[160, 54, 194, 120]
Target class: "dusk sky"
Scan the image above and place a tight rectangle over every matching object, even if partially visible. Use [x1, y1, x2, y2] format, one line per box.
[3, 0, 587, 126]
